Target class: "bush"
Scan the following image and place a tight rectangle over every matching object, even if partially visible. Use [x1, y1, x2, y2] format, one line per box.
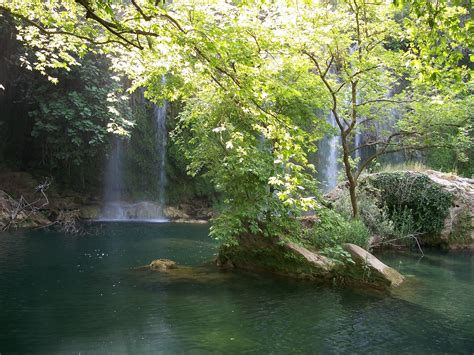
[333, 187, 396, 239]
[304, 208, 370, 250]
[367, 172, 452, 236]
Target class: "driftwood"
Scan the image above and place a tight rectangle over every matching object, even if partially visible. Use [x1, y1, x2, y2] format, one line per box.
[371, 233, 425, 257]
[1, 178, 51, 232]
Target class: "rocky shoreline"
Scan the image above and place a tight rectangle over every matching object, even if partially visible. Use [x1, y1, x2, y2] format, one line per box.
[0, 172, 210, 231]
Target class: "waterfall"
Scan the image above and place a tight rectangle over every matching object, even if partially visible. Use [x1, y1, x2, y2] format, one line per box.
[354, 130, 362, 163]
[99, 101, 168, 222]
[316, 111, 340, 192]
[101, 136, 126, 219]
[325, 111, 340, 191]
[154, 102, 167, 214]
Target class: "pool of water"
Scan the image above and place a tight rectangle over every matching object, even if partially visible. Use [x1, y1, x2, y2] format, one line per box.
[0, 223, 473, 353]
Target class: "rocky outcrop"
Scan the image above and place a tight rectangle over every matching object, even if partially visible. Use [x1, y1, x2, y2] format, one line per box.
[326, 170, 473, 249]
[342, 243, 404, 288]
[95, 202, 210, 223]
[164, 206, 189, 219]
[79, 204, 101, 219]
[424, 171, 473, 249]
[164, 204, 212, 223]
[217, 234, 404, 290]
[0, 171, 212, 227]
[149, 259, 178, 271]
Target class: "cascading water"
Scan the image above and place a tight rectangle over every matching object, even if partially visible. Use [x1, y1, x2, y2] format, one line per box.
[154, 102, 167, 215]
[325, 111, 340, 190]
[315, 46, 407, 191]
[99, 102, 169, 222]
[101, 136, 126, 219]
[316, 111, 340, 192]
[354, 130, 362, 162]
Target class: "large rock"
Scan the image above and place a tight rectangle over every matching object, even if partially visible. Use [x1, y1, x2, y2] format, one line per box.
[163, 206, 190, 219]
[79, 204, 101, 220]
[425, 170, 473, 248]
[342, 243, 404, 288]
[217, 234, 403, 289]
[217, 234, 334, 281]
[326, 170, 473, 249]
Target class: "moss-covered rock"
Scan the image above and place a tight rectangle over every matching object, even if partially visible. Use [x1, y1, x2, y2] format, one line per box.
[149, 259, 178, 271]
[427, 171, 473, 248]
[327, 170, 473, 249]
[217, 234, 404, 290]
[342, 243, 404, 288]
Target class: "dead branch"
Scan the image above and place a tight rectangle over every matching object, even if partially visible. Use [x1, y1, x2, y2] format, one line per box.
[1, 177, 51, 231]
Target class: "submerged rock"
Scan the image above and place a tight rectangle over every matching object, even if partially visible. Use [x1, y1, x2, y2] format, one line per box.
[149, 259, 178, 271]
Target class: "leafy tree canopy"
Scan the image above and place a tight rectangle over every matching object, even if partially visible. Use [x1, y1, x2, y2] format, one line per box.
[1, 0, 471, 240]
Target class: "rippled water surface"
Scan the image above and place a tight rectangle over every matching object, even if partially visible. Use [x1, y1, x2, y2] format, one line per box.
[0, 223, 473, 353]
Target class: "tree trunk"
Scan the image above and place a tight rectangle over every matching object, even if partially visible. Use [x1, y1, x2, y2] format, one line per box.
[341, 134, 359, 219]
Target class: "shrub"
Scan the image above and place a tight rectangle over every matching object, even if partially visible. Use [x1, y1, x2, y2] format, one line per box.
[304, 208, 370, 250]
[333, 187, 396, 239]
[367, 172, 452, 236]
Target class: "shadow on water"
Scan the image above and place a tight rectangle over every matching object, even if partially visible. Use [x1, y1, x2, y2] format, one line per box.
[0, 223, 473, 353]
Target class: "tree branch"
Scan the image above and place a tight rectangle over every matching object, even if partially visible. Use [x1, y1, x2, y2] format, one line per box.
[357, 98, 414, 106]
[1, 6, 129, 47]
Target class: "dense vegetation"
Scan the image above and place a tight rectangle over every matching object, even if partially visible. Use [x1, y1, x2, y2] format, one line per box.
[0, 16, 212, 203]
[0, 0, 471, 250]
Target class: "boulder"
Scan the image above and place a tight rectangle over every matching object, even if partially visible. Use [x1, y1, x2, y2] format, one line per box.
[217, 235, 402, 289]
[342, 243, 405, 288]
[217, 234, 334, 281]
[149, 259, 178, 271]
[79, 204, 102, 220]
[326, 170, 473, 249]
[285, 241, 334, 273]
[163, 206, 189, 220]
[425, 170, 473, 248]
[174, 218, 208, 224]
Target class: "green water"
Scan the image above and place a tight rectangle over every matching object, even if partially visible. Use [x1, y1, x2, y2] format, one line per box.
[0, 223, 473, 354]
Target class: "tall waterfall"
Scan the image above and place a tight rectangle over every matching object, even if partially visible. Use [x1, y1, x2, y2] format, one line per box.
[154, 102, 167, 213]
[101, 136, 126, 219]
[317, 111, 340, 192]
[99, 102, 168, 222]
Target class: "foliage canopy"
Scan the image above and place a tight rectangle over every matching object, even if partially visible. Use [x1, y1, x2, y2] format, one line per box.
[0, 0, 471, 243]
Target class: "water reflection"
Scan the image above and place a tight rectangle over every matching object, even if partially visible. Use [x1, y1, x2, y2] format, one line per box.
[0, 224, 473, 353]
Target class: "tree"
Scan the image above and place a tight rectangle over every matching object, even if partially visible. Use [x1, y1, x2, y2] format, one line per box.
[276, 0, 472, 217]
[1, 0, 470, 230]
[0, 1, 328, 241]
[28, 55, 132, 186]
[0, 13, 132, 189]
